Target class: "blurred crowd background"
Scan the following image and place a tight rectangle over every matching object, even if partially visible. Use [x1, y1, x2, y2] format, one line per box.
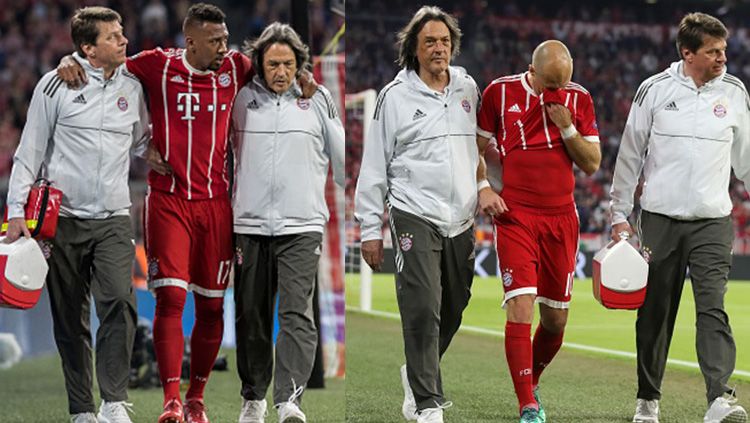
[345, 0, 750, 253]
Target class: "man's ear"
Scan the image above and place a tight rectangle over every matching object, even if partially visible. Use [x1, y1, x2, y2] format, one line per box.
[681, 47, 693, 62]
[81, 43, 95, 59]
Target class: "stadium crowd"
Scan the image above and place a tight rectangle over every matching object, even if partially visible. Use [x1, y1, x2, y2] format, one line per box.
[346, 0, 750, 250]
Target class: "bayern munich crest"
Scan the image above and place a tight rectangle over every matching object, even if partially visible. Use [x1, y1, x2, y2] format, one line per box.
[399, 233, 414, 252]
[462, 99, 471, 113]
[714, 103, 727, 118]
[235, 246, 243, 266]
[219, 73, 231, 87]
[148, 258, 159, 277]
[641, 246, 652, 263]
[297, 98, 311, 110]
[502, 268, 514, 287]
[117, 96, 128, 111]
[38, 240, 52, 259]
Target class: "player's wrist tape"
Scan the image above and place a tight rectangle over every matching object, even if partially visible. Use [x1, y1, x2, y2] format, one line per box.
[477, 179, 491, 192]
[561, 124, 578, 140]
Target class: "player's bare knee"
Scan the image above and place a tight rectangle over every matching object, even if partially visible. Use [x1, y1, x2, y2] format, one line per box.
[506, 295, 535, 323]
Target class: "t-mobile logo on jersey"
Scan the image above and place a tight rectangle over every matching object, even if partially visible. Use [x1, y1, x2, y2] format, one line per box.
[176, 92, 228, 120]
[177, 92, 200, 120]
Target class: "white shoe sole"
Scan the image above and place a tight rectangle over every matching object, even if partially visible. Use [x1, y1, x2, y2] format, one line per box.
[97, 413, 131, 423]
[706, 409, 748, 423]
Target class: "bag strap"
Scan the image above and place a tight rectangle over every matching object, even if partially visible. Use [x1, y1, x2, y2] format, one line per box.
[29, 184, 50, 238]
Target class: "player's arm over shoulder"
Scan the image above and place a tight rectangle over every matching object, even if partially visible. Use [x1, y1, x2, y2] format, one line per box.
[126, 48, 169, 79]
[229, 49, 254, 83]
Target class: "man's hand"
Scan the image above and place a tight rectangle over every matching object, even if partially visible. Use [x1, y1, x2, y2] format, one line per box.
[545, 103, 573, 129]
[298, 69, 319, 99]
[478, 187, 508, 217]
[361, 239, 384, 271]
[4, 218, 30, 243]
[146, 144, 172, 175]
[57, 55, 87, 88]
[611, 222, 634, 242]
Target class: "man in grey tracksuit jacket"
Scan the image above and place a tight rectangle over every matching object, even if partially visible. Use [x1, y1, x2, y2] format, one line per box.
[610, 12, 749, 423]
[231, 23, 344, 423]
[5, 8, 149, 422]
[355, 7, 479, 422]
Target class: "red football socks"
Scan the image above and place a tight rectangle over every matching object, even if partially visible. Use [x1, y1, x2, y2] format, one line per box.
[153, 286, 187, 403]
[505, 321, 536, 412]
[532, 323, 564, 387]
[185, 296, 225, 401]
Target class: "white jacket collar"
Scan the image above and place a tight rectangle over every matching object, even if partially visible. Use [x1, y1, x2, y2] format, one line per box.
[398, 66, 467, 96]
[668, 60, 726, 91]
[73, 52, 122, 82]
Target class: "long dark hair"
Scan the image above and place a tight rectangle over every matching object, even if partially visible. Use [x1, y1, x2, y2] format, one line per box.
[243, 22, 310, 79]
[396, 6, 462, 71]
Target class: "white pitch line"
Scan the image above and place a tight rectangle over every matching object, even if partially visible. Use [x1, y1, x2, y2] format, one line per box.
[347, 306, 750, 378]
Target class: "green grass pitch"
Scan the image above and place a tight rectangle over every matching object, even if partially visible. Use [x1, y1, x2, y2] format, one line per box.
[0, 349, 344, 422]
[346, 273, 750, 422]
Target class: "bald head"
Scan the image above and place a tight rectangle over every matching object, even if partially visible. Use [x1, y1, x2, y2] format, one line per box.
[530, 40, 573, 91]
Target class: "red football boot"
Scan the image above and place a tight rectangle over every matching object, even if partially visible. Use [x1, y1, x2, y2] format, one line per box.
[184, 399, 210, 423]
[158, 398, 184, 423]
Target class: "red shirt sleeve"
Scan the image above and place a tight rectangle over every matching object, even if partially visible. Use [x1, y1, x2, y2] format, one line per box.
[233, 51, 254, 87]
[477, 82, 500, 138]
[125, 48, 165, 85]
[576, 91, 599, 138]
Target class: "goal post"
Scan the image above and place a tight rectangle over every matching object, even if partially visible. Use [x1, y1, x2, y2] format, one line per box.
[344, 89, 377, 311]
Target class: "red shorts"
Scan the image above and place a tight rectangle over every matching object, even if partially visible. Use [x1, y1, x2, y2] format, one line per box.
[494, 208, 579, 309]
[144, 189, 233, 298]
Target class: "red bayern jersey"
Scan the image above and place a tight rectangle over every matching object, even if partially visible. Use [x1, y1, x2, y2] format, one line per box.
[126, 48, 253, 200]
[477, 72, 599, 211]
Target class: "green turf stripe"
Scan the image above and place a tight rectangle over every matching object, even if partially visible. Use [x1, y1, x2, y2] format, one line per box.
[347, 306, 750, 380]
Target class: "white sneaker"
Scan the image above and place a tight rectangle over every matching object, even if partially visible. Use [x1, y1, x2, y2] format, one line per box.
[633, 399, 659, 423]
[704, 395, 748, 423]
[70, 413, 98, 423]
[97, 401, 133, 423]
[277, 401, 306, 423]
[416, 402, 452, 423]
[401, 365, 418, 421]
[239, 398, 268, 423]
[417, 408, 444, 423]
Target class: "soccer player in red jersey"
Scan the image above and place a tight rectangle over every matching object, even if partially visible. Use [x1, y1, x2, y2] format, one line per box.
[132, 5, 242, 423]
[475, 40, 601, 423]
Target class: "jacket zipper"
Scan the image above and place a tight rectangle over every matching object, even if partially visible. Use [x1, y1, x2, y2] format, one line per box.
[688, 89, 700, 213]
[271, 94, 281, 235]
[444, 93, 454, 226]
[96, 82, 106, 213]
